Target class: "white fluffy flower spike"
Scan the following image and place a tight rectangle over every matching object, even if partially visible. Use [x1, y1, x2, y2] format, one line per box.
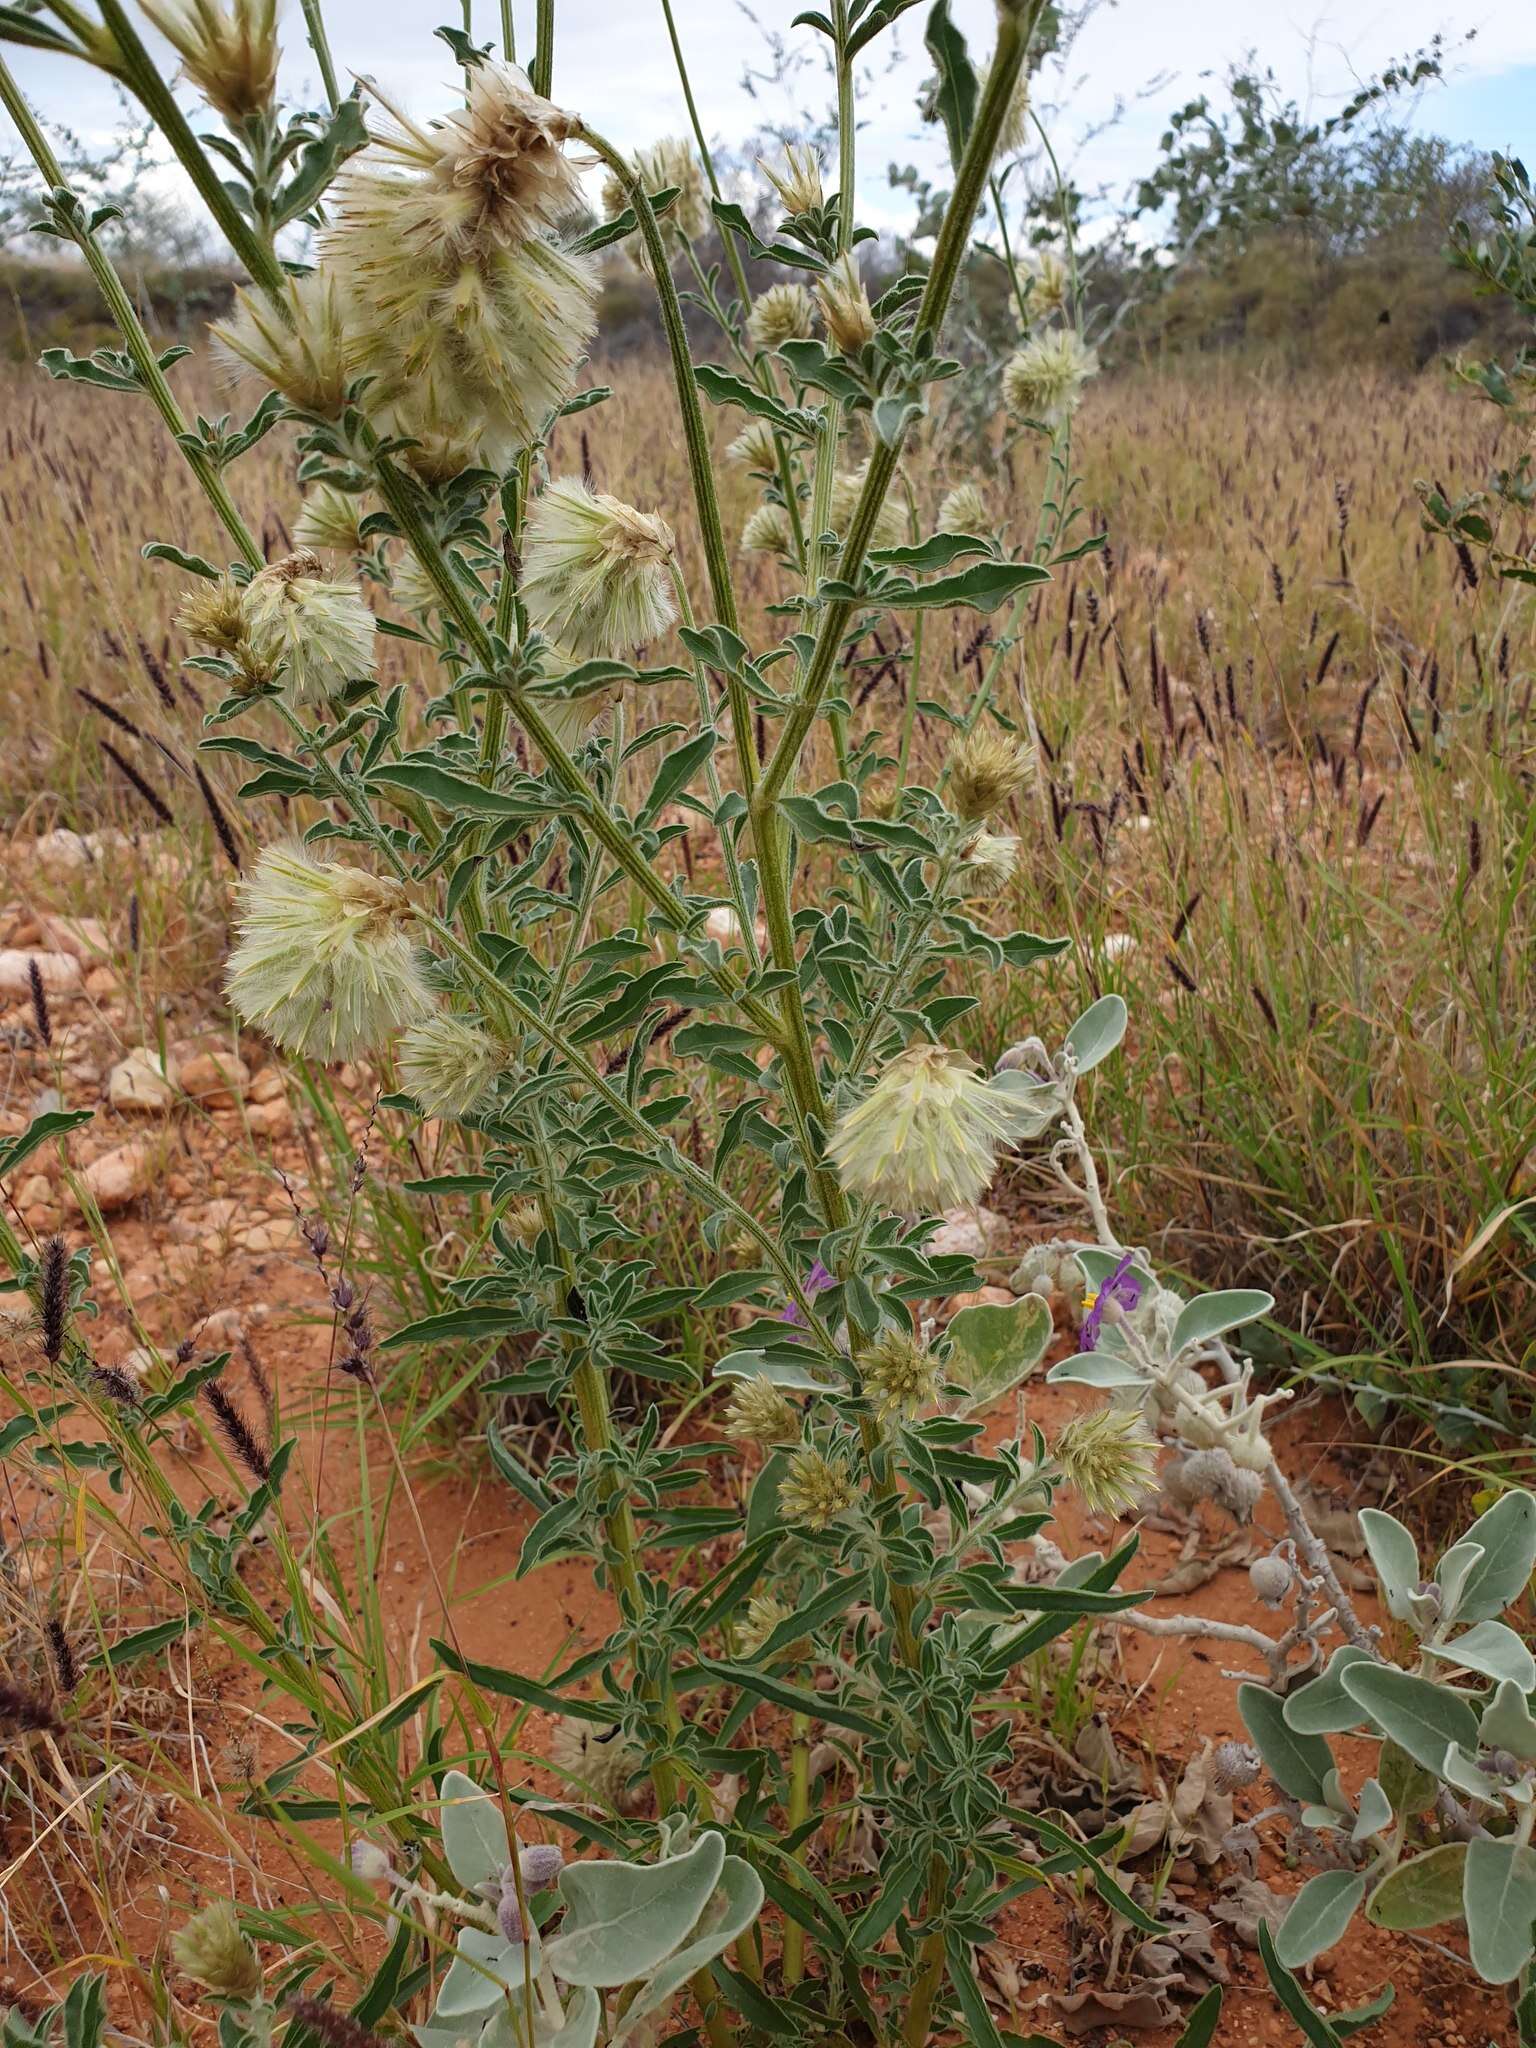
[226, 845, 431, 1061]
[521, 479, 676, 659]
[827, 1043, 1040, 1211]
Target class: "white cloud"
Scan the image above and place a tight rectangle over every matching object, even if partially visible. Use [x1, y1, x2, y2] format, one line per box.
[6, 0, 1526, 239]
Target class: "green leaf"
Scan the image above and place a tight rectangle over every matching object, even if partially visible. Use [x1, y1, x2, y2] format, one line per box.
[1338, 1663, 1480, 1774]
[544, 1832, 726, 1987]
[1175, 1986, 1223, 2048]
[142, 540, 221, 580]
[1064, 994, 1126, 1075]
[274, 95, 369, 224]
[1171, 1289, 1274, 1354]
[1453, 1489, 1536, 1621]
[382, 1304, 525, 1349]
[1257, 1922, 1345, 2046]
[1357, 1507, 1421, 1621]
[438, 1768, 509, 1890]
[691, 1656, 882, 1736]
[923, 0, 978, 170]
[694, 365, 799, 431]
[1276, 1870, 1365, 1968]
[367, 759, 545, 819]
[91, 1614, 200, 1669]
[1377, 1738, 1439, 1816]
[1480, 1678, 1536, 1762]
[1463, 1837, 1536, 1984]
[945, 1293, 1053, 1414]
[1365, 1844, 1467, 1931]
[435, 1927, 533, 2018]
[883, 559, 1050, 613]
[869, 532, 991, 572]
[1237, 1683, 1336, 1804]
[640, 730, 716, 822]
[0, 1108, 93, 1181]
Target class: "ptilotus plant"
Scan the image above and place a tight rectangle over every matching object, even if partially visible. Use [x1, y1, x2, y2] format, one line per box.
[3, 2, 1520, 2046]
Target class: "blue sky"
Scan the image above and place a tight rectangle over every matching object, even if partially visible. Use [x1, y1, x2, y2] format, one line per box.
[4, 1, 1533, 236]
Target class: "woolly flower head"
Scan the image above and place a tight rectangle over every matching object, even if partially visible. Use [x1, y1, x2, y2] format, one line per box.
[242, 552, 377, 707]
[828, 464, 906, 551]
[862, 1326, 941, 1422]
[827, 1042, 1038, 1212]
[340, 63, 582, 252]
[747, 282, 817, 352]
[726, 418, 781, 472]
[211, 270, 351, 419]
[737, 1592, 801, 1660]
[997, 71, 1031, 158]
[722, 1373, 800, 1448]
[397, 1011, 505, 1119]
[779, 1446, 858, 1532]
[521, 478, 676, 659]
[293, 483, 374, 557]
[946, 726, 1036, 821]
[742, 501, 795, 557]
[226, 844, 431, 1061]
[604, 138, 711, 247]
[1051, 1405, 1160, 1519]
[141, 0, 277, 122]
[817, 252, 876, 355]
[937, 482, 990, 537]
[1017, 246, 1070, 320]
[549, 1716, 644, 1810]
[957, 829, 1019, 897]
[1002, 329, 1099, 426]
[760, 142, 824, 219]
[323, 76, 597, 471]
[172, 1899, 261, 2001]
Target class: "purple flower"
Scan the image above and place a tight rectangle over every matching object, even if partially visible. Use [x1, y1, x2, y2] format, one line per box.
[1079, 1252, 1141, 1353]
[779, 1260, 836, 1328]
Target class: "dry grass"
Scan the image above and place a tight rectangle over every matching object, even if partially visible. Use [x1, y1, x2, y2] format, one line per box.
[1, 353, 1531, 1448]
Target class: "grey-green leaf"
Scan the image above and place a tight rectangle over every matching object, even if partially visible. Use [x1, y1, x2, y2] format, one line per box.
[1237, 1683, 1336, 1804]
[1425, 1618, 1536, 1691]
[1283, 1646, 1376, 1735]
[610, 1857, 764, 2044]
[1276, 1870, 1366, 1968]
[1338, 1663, 1480, 1774]
[1366, 1844, 1468, 1931]
[1464, 1837, 1536, 1984]
[946, 1292, 1053, 1415]
[439, 1768, 510, 1890]
[544, 1832, 726, 1987]
[1480, 1678, 1536, 1762]
[1454, 1489, 1536, 1622]
[1357, 1508, 1421, 1622]
[1171, 1289, 1274, 1355]
[1064, 994, 1127, 1075]
[1351, 1777, 1393, 1843]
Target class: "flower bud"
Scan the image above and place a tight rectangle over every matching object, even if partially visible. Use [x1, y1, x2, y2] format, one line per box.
[172, 1900, 262, 2001]
[1051, 1406, 1160, 1519]
[141, 0, 279, 123]
[945, 727, 1036, 822]
[760, 143, 824, 219]
[397, 1011, 506, 1120]
[747, 282, 818, 351]
[519, 1842, 565, 1889]
[779, 1446, 859, 1532]
[722, 1374, 799, 1447]
[816, 252, 876, 355]
[1002, 329, 1098, 426]
[1249, 1554, 1293, 1608]
[242, 552, 377, 708]
[742, 501, 796, 556]
[1211, 1741, 1262, 1793]
[861, 1326, 940, 1422]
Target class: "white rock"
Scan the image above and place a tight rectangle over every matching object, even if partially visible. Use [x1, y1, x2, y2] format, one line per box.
[0, 949, 82, 997]
[925, 1206, 1005, 1261]
[74, 1140, 156, 1214]
[108, 1047, 177, 1113]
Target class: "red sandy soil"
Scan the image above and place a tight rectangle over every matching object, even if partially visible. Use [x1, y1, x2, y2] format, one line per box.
[0, 912, 1515, 2048]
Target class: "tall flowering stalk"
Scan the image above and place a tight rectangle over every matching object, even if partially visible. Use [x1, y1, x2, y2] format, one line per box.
[0, 3, 1295, 2044]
